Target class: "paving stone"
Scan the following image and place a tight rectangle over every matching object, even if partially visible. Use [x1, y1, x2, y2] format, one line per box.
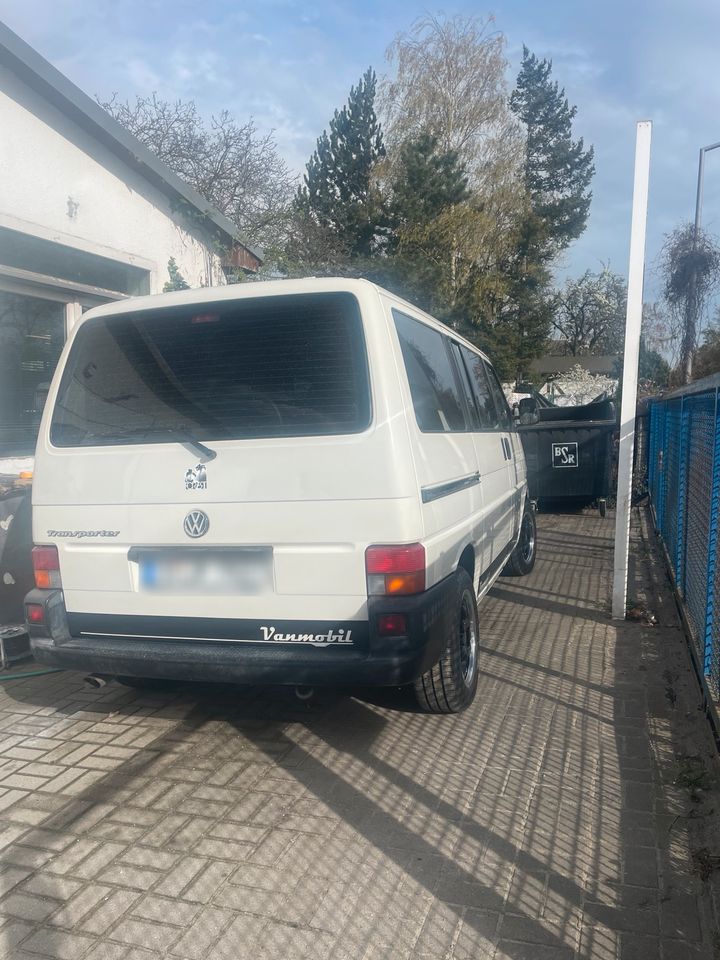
[46, 884, 113, 929]
[622, 845, 659, 887]
[141, 813, 188, 848]
[97, 863, 161, 891]
[660, 891, 703, 941]
[191, 837, 255, 861]
[20, 873, 83, 901]
[0, 866, 32, 896]
[153, 857, 207, 899]
[0, 510, 714, 960]
[618, 933, 661, 959]
[496, 941, 574, 959]
[20, 926, 97, 959]
[0, 917, 36, 954]
[72, 842, 128, 880]
[130, 893, 199, 925]
[0, 891, 59, 921]
[181, 861, 234, 904]
[18, 829, 73, 853]
[79, 889, 142, 935]
[167, 905, 233, 959]
[108, 916, 182, 953]
[81, 942, 128, 960]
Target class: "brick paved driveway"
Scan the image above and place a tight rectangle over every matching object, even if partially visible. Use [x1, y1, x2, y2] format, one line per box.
[0, 511, 716, 959]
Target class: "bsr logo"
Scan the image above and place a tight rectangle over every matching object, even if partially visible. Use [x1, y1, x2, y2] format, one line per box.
[552, 442, 578, 467]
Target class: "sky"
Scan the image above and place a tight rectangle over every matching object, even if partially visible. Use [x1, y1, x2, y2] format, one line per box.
[2, 0, 720, 298]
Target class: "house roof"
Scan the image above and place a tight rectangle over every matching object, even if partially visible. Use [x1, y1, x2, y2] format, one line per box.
[0, 20, 262, 268]
[530, 354, 620, 376]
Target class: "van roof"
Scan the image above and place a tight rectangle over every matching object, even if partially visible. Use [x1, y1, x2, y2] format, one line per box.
[80, 277, 492, 364]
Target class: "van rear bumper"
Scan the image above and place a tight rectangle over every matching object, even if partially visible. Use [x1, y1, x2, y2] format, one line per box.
[25, 580, 454, 686]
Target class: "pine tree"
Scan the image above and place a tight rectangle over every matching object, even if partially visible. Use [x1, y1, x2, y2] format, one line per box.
[296, 68, 385, 259]
[390, 134, 469, 231]
[510, 46, 595, 255]
[455, 238, 553, 383]
[380, 134, 471, 318]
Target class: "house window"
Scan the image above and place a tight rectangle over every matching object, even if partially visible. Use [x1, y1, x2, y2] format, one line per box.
[0, 291, 66, 455]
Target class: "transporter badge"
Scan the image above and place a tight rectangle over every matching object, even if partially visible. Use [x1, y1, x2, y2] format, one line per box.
[185, 463, 208, 490]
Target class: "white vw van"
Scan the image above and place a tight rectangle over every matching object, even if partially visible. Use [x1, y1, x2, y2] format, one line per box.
[25, 279, 536, 713]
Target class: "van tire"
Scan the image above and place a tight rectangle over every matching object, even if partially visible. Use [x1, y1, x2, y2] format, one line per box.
[414, 568, 479, 714]
[502, 504, 537, 577]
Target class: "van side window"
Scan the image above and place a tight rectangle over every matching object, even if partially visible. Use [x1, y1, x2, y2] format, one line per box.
[449, 341, 480, 430]
[459, 346, 501, 430]
[484, 362, 512, 430]
[393, 311, 466, 432]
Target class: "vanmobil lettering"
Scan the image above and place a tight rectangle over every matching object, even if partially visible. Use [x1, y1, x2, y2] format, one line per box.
[260, 625, 353, 645]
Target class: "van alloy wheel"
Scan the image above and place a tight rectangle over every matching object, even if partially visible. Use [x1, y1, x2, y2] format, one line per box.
[414, 568, 479, 714]
[519, 511, 536, 565]
[501, 503, 538, 577]
[459, 593, 478, 688]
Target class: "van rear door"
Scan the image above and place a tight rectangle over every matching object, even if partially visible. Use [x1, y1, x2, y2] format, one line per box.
[35, 290, 419, 628]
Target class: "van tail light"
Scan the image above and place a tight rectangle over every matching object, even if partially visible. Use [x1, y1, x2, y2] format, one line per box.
[26, 603, 45, 625]
[32, 545, 62, 589]
[377, 614, 408, 636]
[366, 544, 425, 596]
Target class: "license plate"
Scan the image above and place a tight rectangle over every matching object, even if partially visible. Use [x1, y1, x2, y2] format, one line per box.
[139, 549, 272, 595]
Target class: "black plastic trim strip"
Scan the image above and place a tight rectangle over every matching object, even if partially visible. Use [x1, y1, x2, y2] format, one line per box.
[478, 539, 515, 586]
[421, 472, 481, 504]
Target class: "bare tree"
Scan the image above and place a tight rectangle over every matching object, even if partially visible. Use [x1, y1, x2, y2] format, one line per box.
[659, 223, 720, 384]
[381, 14, 513, 170]
[379, 14, 525, 317]
[100, 94, 297, 252]
[641, 302, 676, 360]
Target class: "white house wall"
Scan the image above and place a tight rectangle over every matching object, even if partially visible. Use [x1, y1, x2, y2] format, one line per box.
[0, 65, 225, 292]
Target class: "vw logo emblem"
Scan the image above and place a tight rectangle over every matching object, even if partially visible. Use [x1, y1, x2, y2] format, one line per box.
[184, 510, 209, 539]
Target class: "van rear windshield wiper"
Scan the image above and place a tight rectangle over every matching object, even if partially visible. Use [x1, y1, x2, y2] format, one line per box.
[141, 426, 217, 462]
[80, 426, 217, 461]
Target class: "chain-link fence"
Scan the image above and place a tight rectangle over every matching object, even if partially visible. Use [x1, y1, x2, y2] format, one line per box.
[647, 379, 720, 699]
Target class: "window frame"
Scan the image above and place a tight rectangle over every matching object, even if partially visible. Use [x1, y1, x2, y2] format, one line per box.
[49, 292, 374, 449]
[454, 342, 505, 432]
[483, 360, 513, 431]
[448, 340, 482, 431]
[392, 309, 469, 435]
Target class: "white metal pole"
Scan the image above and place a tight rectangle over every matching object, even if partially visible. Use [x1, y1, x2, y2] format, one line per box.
[612, 121, 652, 619]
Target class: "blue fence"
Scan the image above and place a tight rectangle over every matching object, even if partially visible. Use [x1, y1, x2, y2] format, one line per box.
[647, 379, 720, 700]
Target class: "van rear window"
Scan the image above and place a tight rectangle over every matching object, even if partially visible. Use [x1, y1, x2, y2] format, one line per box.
[50, 292, 371, 446]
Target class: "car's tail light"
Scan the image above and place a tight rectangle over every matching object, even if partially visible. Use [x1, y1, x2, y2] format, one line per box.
[366, 544, 425, 596]
[377, 614, 408, 636]
[26, 603, 45, 624]
[32, 545, 61, 589]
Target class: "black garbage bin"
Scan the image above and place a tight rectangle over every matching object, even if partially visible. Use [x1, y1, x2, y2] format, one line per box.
[518, 396, 616, 516]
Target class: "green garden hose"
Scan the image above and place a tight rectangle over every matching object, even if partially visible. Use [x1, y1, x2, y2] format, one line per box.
[0, 668, 64, 680]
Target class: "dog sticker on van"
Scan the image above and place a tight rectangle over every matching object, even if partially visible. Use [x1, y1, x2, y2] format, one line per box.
[185, 463, 208, 490]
